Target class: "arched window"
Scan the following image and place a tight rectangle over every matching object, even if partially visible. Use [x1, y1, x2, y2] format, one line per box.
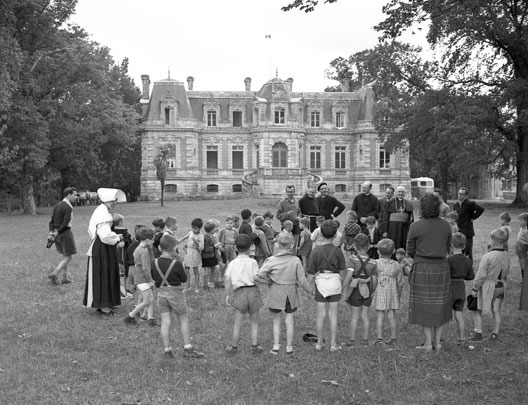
[272, 142, 288, 168]
[207, 184, 219, 193]
[232, 184, 242, 192]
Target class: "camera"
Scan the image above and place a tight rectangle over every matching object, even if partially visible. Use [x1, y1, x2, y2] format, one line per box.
[46, 232, 56, 249]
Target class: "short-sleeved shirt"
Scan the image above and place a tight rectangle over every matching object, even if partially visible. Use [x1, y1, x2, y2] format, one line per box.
[306, 244, 345, 275]
[225, 254, 259, 291]
[347, 254, 378, 278]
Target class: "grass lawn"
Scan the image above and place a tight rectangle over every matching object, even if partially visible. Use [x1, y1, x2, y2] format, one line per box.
[1, 199, 527, 404]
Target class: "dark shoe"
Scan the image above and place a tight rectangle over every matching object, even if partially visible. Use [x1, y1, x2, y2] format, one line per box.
[374, 338, 384, 345]
[183, 347, 204, 358]
[147, 319, 158, 327]
[469, 333, 483, 342]
[164, 350, 175, 359]
[48, 274, 59, 286]
[386, 338, 398, 345]
[251, 345, 264, 354]
[99, 309, 116, 317]
[61, 277, 73, 284]
[124, 315, 137, 324]
[344, 340, 356, 348]
[286, 349, 295, 356]
[225, 345, 238, 353]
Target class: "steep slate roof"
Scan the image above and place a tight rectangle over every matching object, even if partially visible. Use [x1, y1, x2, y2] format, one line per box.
[147, 78, 194, 120]
[145, 76, 376, 124]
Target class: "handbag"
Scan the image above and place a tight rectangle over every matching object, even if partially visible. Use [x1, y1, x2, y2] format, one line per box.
[467, 294, 478, 311]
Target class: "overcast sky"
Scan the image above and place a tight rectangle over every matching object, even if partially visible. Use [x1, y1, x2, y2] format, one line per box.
[71, 0, 394, 92]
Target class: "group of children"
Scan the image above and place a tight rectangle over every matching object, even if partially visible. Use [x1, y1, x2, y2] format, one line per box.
[115, 205, 527, 359]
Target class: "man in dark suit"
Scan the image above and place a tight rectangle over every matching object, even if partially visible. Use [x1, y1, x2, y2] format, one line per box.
[453, 187, 484, 261]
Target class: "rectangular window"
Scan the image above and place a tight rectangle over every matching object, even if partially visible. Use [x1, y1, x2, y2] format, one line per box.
[310, 146, 321, 169]
[206, 145, 218, 169]
[310, 111, 320, 127]
[336, 112, 345, 128]
[165, 108, 171, 125]
[335, 146, 346, 169]
[232, 145, 243, 169]
[275, 108, 285, 124]
[207, 110, 217, 127]
[379, 146, 390, 168]
[232, 111, 242, 127]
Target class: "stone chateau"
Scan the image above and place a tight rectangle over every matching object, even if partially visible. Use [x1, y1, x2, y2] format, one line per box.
[139, 74, 410, 199]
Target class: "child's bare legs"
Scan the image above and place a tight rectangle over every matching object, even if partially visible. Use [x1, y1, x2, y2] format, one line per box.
[231, 310, 245, 348]
[361, 306, 370, 340]
[492, 297, 503, 334]
[128, 289, 153, 317]
[376, 310, 385, 339]
[285, 312, 295, 351]
[178, 313, 192, 346]
[160, 312, 172, 349]
[422, 326, 433, 348]
[328, 301, 339, 347]
[349, 306, 361, 342]
[454, 310, 466, 339]
[315, 302, 327, 346]
[387, 310, 397, 340]
[184, 267, 191, 290]
[272, 312, 282, 350]
[473, 309, 483, 335]
[192, 267, 200, 291]
[249, 311, 260, 346]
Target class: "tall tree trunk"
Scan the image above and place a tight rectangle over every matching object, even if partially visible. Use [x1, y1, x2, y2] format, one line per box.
[22, 178, 37, 215]
[513, 101, 528, 207]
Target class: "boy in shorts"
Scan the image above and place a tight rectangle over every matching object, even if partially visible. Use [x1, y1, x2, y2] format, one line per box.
[306, 220, 346, 351]
[224, 234, 264, 354]
[447, 233, 474, 343]
[151, 234, 204, 359]
[342, 233, 378, 346]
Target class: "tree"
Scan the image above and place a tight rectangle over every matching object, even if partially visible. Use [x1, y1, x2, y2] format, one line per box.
[375, 0, 528, 205]
[281, 0, 337, 12]
[154, 146, 169, 207]
[0, 0, 141, 213]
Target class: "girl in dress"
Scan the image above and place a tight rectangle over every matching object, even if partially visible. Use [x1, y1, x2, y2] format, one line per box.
[374, 238, 404, 345]
[180, 218, 204, 292]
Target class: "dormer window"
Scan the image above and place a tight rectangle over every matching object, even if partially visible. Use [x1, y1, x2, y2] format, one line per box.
[233, 111, 242, 127]
[275, 108, 285, 124]
[336, 112, 345, 128]
[310, 111, 320, 127]
[207, 110, 217, 127]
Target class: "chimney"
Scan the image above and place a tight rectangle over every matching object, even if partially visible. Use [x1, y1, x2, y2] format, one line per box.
[141, 75, 150, 99]
[187, 76, 194, 91]
[244, 77, 251, 91]
[286, 77, 293, 92]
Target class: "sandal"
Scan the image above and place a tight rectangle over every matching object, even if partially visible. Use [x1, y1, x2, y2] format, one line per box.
[374, 338, 384, 345]
[330, 345, 342, 352]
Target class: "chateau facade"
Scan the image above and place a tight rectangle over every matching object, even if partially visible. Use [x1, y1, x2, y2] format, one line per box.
[139, 75, 410, 199]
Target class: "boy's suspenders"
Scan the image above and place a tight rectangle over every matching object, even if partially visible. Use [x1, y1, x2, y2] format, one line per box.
[354, 256, 370, 278]
[154, 259, 177, 287]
